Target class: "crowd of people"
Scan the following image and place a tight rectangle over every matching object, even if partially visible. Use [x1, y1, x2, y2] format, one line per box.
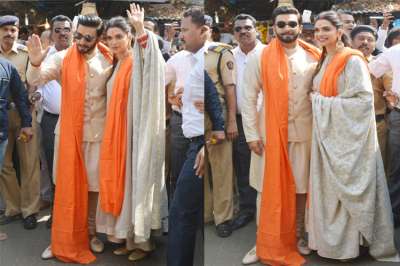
[0, 2, 400, 266]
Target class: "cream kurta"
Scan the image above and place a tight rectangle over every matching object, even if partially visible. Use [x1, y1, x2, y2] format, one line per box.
[242, 44, 317, 194]
[308, 55, 399, 261]
[27, 47, 113, 191]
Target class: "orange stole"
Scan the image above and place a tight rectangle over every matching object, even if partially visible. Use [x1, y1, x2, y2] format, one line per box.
[51, 43, 112, 264]
[99, 55, 133, 216]
[257, 39, 320, 266]
[319, 47, 365, 97]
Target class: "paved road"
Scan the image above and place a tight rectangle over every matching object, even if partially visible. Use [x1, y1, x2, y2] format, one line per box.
[0, 210, 168, 266]
[1, 210, 399, 266]
[204, 221, 400, 266]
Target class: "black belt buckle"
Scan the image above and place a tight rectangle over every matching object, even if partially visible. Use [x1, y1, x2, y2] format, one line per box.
[172, 110, 182, 117]
[375, 114, 385, 123]
[188, 135, 204, 143]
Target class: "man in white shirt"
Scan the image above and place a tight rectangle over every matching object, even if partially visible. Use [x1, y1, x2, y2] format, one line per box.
[231, 13, 265, 231]
[165, 48, 192, 199]
[167, 8, 225, 266]
[369, 43, 400, 227]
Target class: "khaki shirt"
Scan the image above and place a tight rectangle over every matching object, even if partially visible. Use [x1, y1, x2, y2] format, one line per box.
[205, 42, 236, 103]
[27, 47, 113, 142]
[0, 42, 29, 82]
[369, 56, 392, 116]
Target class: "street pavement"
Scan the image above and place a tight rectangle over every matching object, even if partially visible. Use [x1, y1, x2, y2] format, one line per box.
[1, 209, 399, 266]
[0, 210, 167, 266]
[204, 220, 400, 266]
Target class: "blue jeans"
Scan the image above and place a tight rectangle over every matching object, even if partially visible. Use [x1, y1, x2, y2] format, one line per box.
[388, 110, 400, 224]
[167, 136, 204, 266]
[0, 140, 7, 170]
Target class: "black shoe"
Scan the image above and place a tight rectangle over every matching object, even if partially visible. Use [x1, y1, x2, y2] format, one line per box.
[23, 214, 37, 230]
[0, 213, 22, 225]
[46, 215, 52, 229]
[216, 221, 232, 238]
[231, 212, 254, 231]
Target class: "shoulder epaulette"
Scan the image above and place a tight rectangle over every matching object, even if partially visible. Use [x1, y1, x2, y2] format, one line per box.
[16, 44, 28, 52]
[208, 42, 233, 53]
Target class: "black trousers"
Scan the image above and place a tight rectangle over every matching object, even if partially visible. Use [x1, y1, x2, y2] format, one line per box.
[232, 115, 257, 215]
[40, 110, 58, 202]
[167, 136, 204, 266]
[169, 111, 190, 199]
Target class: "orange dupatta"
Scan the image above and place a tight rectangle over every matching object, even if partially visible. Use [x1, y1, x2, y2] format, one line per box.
[99, 54, 133, 216]
[257, 39, 320, 266]
[51, 43, 112, 264]
[319, 47, 365, 97]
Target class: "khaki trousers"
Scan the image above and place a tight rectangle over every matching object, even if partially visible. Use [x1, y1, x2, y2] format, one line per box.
[0, 109, 40, 218]
[204, 139, 234, 225]
[376, 119, 388, 175]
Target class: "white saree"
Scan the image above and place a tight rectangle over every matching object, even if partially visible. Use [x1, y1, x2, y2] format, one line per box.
[308, 55, 399, 261]
[96, 31, 166, 244]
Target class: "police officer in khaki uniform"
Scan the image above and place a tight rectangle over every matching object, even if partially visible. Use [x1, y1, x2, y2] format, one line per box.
[204, 18, 238, 237]
[0, 15, 40, 229]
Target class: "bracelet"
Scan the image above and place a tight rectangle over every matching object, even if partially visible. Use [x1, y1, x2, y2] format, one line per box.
[30, 61, 41, 68]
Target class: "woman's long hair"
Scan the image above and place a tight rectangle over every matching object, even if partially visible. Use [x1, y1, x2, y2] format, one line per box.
[313, 11, 350, 78]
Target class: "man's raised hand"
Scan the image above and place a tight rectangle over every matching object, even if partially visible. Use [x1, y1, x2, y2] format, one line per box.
[26, 34, 49, 67]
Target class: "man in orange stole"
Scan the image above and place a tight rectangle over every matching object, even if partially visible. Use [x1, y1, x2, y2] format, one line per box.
[240, 6, 320, 265]
[26, 14, 113, 264]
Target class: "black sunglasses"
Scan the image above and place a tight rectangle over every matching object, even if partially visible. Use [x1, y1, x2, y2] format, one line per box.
[276, 21, 298, 29]
[234, 25, 254, 32]
[73, 32, 95, 42]
[54, 27, 71, 34]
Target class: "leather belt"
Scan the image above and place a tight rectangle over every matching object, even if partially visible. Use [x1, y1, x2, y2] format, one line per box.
[172, 110, 182, 117]
[375, 114, 385, 123]
[188, 135, 204, 143]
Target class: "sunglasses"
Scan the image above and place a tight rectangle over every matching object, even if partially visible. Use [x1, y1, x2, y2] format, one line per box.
[73, 32, 96, 42]
[276, 21, 298, 29]
[234, 25, 254, 32]
[54, 27, 71, 34]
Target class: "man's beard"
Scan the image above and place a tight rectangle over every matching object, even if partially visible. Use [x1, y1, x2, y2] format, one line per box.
[77, 42, 97, 54]
[276, 32, 299, 43]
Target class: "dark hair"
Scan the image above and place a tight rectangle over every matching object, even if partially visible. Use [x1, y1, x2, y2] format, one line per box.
[77, 14, 104, 36]
[387, 28, 400, 48]
[50, 15, 72, 30]
[337, 10, 354, 18]
[233, 13, 257, 27]
[271, 6, 302, 25]
[105, 16, 131, 35]
[313, 10, 351, 78]
[183, 8, 205, 27]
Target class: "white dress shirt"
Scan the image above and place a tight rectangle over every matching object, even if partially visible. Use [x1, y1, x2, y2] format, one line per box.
[37, 46, 61, 114]
[233, 41, 265, 114]
[181, 46, 205, 138]
[165, 50, 192, 112]
[376, 27, 388, 52]
[369, 44, 400, 108]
